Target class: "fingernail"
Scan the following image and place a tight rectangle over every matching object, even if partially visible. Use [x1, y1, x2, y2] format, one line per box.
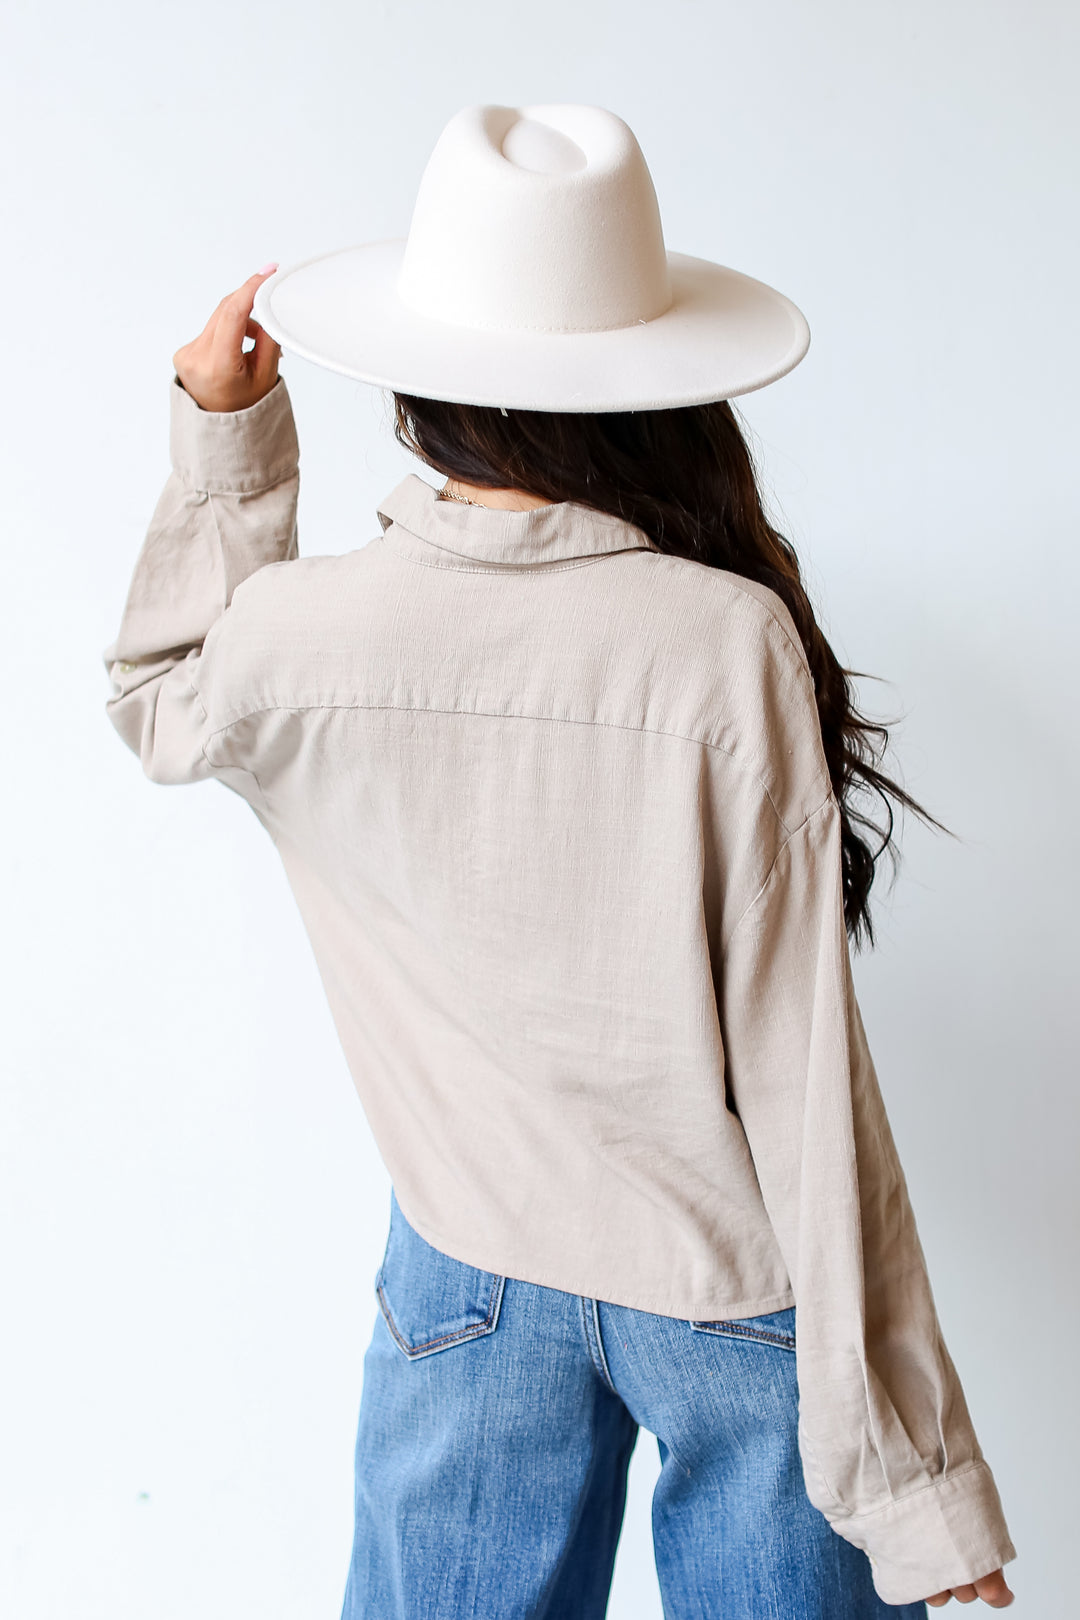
[256, 261, 279, 276]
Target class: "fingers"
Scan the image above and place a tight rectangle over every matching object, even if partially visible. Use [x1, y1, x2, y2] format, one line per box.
[249, 317, 280, 391]
[173, 265, 281, 411]
[215, 270, 273, 368]
[975, 1569, 1015, 1607]
[923, 1570, 1015, 1610]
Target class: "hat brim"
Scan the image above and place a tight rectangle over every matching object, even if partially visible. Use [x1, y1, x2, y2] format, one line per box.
[252, 241, 809, 412]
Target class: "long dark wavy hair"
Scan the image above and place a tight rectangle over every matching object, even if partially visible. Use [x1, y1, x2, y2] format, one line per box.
[392, 391, 953, 951]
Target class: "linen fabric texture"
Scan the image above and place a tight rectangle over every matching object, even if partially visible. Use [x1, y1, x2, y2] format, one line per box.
[102, 374, 1017, 1607]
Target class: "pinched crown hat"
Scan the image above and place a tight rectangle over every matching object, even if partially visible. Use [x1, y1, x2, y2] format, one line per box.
[252, 102, 810, 413]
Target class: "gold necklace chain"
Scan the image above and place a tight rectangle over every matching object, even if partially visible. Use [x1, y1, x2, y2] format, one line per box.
[438, 482, 485, 507]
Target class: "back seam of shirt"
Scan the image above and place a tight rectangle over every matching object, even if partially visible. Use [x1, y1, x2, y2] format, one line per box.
[201, 699, 832, 838]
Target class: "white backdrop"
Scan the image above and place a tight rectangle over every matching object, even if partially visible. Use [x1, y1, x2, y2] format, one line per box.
[2, 1, 1076, 1615]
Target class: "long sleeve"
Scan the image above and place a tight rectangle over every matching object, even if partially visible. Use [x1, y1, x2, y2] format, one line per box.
[717, 789, 1017, 1606]
[102, 373, 300, 787]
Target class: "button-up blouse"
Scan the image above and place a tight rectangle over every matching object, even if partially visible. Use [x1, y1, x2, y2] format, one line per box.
[102, 373, 1017, 1606]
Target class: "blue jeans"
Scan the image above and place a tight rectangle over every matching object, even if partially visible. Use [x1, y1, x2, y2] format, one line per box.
[340, 1190, 928, 1620]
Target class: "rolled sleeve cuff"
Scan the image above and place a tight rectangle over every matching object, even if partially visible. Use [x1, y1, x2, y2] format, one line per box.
[849, 1460, 1018, 1606]
[169, 373, 299, 495]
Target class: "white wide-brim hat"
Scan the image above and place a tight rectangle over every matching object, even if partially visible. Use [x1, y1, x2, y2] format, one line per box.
[253, 103, 810, 413]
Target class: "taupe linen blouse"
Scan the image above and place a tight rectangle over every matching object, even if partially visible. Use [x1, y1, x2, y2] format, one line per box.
[103, 373, 1017, 1605]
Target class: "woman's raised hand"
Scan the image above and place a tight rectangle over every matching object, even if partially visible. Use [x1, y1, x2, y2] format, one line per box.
[172, 265, 281, 413]
[925, 1567, 1015, 1607]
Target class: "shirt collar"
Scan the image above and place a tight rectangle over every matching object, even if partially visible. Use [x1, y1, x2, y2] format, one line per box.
[376, 474, 657, 569]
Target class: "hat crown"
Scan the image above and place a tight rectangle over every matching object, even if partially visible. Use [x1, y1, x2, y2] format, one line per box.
[396, 104, 673, 335]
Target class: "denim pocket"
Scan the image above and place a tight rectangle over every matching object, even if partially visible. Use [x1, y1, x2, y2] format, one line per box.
[688, 1304, 797, 1351]
[375, 1191, 506, 1361]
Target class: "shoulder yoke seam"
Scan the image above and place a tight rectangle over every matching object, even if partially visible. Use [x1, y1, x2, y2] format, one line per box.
[202, 700, 831, 839]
